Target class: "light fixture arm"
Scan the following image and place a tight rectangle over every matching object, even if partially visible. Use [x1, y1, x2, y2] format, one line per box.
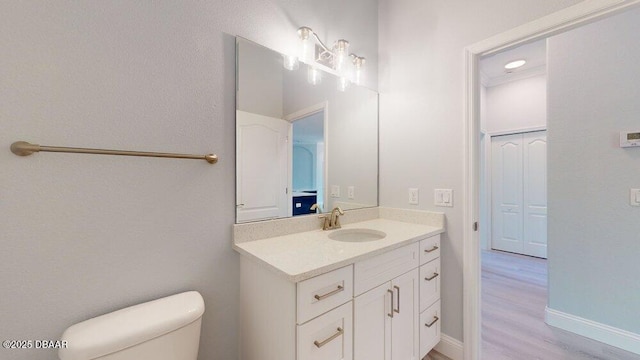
[297, 26, 364, 65]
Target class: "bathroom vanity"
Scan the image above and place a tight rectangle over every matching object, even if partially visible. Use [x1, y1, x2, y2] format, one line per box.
[234, 209, 444, 360]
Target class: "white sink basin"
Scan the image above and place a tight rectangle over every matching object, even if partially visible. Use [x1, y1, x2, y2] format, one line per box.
[328, 228, 387, 242]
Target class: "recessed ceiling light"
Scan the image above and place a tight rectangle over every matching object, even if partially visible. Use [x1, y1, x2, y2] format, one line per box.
[505, 59, 526, 70]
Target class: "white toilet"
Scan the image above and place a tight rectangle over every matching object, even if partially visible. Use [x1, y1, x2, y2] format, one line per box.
[58, 291, 205, 360]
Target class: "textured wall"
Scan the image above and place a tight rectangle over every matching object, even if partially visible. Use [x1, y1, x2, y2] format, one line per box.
[547, 7, 640, 333]
[377, 0, 584, 341]
[0, 1, 378, 360]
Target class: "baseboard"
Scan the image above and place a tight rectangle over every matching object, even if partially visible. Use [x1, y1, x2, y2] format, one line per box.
[545, 307, 640, 355]
[434, 333, 464, 360]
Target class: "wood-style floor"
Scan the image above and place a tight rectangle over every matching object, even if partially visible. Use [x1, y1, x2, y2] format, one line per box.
[481, 250, 640, 360]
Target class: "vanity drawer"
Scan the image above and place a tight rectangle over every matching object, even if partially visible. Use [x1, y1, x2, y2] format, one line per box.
[297, 301, 353, 360]
[420, 234, 441, 265]
[420, 258, 440, 311]
[419, 300, 441, 359]
[354, 242, 419, 296]
[297, 265, 353, 324]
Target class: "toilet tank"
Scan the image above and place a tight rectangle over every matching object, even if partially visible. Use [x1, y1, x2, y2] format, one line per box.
[59, 291, 205, 360]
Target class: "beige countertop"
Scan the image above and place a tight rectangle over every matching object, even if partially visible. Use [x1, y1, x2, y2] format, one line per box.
[233, 218, 444, 282]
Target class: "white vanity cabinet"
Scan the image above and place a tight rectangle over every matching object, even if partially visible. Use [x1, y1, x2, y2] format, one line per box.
[238, 232, 443, 360]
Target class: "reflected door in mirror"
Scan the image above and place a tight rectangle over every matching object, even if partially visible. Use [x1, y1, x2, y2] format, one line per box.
[236, 111, 291, 222]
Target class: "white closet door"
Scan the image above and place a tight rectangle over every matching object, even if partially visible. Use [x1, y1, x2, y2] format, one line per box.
[523, 131, 547, 258]
[491, 134, 524, 254]
[491, 131, 547, 258]
[236, 110, 291, 223]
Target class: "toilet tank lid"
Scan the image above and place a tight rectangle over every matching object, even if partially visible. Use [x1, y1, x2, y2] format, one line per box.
[58, 291, 204, 360]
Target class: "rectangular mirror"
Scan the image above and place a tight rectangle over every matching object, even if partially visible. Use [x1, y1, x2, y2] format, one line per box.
[236, 37, 378, 223]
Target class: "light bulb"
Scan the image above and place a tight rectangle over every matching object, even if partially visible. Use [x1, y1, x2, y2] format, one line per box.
[334, 40, 349, 72]
[352, 56, 365, 85]
[297, 27, 314, 63]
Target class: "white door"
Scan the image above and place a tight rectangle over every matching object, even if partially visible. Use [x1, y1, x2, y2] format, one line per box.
[236, 110, 291, 222]
[491, 133, 524, 254]
[491, 131, 547, 258]
[354, 282, 392, 360]
[390, 269, 419, 360]
[523, 131, 547, 258]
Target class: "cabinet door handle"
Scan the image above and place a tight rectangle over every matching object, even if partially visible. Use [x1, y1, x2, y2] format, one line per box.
[393, 285, 400, 314]
[313, 327, 343, 348]
[424, 245, 439, 253]
[314, 285, 344, 301]
[425, 316, 440, 328]
[387, 289, 394, 318]
[425, 272, 439, 281]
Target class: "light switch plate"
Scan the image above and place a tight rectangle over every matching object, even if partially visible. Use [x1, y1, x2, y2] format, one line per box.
[631, 189, 640, 206]
[348, 186, 355, 199]
[435, 189, 453, 207]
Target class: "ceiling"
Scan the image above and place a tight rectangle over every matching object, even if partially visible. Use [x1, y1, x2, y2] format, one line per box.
[479, 39, 547, 87]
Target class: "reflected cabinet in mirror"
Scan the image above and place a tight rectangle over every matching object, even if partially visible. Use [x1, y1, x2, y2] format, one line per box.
[236, 37, 378, 223]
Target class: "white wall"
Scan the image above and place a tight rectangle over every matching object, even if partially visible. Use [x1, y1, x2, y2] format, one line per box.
[484, 74, 547, 134]
[0, 1, 378, 360]
[547, 7, 640, 334]
[378, 0, 584, 342]
[237, 39, 284, 118]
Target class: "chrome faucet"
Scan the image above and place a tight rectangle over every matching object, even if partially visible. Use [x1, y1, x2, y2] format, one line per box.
[320, 207, 344, 230]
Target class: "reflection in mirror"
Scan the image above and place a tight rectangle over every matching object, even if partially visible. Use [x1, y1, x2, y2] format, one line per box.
[236, 37, 378, 223]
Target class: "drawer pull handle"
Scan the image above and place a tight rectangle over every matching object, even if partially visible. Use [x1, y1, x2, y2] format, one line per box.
[314, 285, 344, 301]
[425, 272, 439, 281]
[393, 285, 400, 314]
[424, 245, 439, 253]
[425, 316, 440, 328]
[388, 289, 394, 318]
[314, 327, 343, 348]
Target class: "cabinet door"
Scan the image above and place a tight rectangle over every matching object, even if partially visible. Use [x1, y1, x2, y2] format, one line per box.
[391, 268, 420, 360]
[354, 282, 392, 360]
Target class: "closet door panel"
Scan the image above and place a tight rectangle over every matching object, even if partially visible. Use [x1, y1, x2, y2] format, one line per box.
[523, 131, 547, 258]
[491, 134, 524, 254]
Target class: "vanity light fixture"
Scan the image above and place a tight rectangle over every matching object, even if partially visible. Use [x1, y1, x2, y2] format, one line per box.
[504, 59, 526, 70]
[293, 26, 366, 89]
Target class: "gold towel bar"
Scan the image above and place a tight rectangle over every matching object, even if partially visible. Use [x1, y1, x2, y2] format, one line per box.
[10, 141, 218, 164]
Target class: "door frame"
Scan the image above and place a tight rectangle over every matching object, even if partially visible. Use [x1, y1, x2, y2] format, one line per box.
[463, 1, 640, 359]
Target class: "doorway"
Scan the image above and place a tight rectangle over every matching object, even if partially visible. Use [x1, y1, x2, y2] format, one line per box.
[463, 1, 640, 359]
[286, 102, 329, 216]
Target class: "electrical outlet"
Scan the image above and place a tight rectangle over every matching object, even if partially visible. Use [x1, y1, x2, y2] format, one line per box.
[331, 185, 341, 198]
[348, 186, 355, 199]
[409, 188, 419, 205]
